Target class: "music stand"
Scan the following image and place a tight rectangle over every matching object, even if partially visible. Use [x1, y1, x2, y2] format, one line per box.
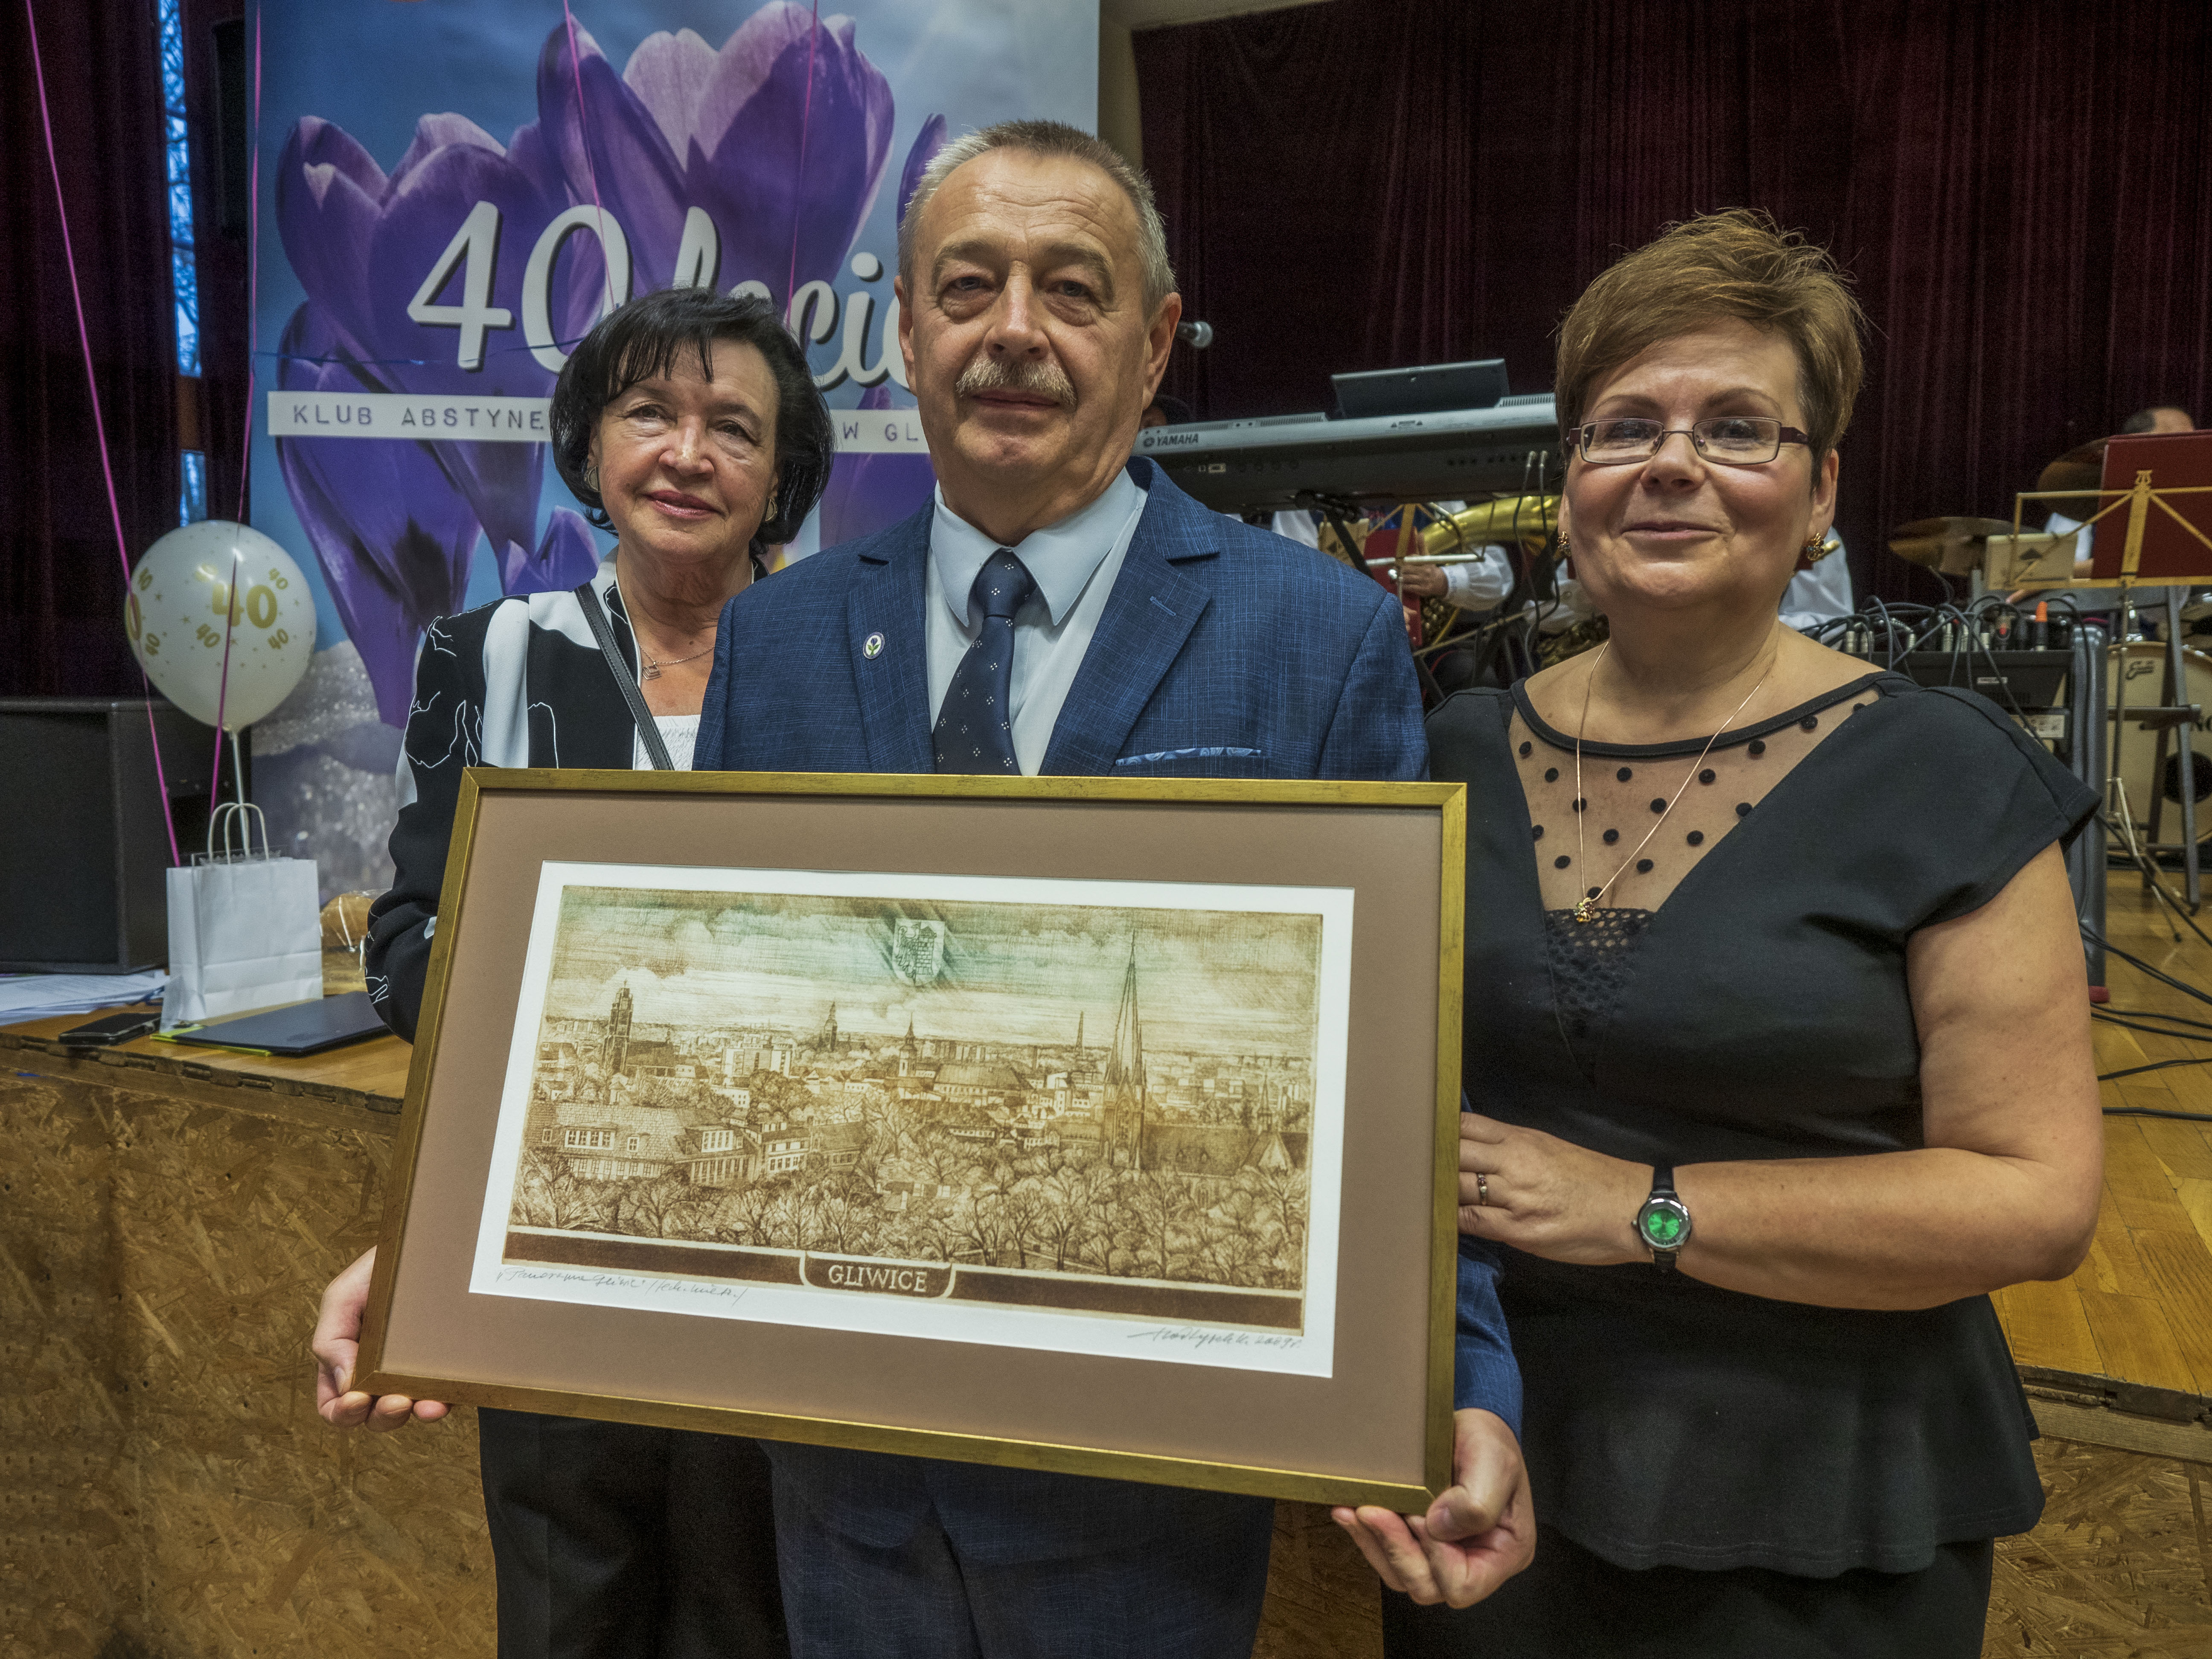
[2014, 430, 2212, 906]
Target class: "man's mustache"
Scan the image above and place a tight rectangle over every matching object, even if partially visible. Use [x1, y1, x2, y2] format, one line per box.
[955, 355, 1077, 408]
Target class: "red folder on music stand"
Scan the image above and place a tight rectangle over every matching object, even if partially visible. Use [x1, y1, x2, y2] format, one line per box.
[2087, 431, 2212, 584]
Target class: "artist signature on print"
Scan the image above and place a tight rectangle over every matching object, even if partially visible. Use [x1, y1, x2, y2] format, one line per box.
[496, 1265, 752, 1307]
[1125, 1326, 1299, 1351]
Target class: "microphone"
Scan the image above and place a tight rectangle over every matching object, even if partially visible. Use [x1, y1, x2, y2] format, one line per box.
[1176, 320, 1214, 348]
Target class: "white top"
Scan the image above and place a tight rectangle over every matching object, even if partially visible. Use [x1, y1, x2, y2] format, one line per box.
[925, 471, 1150, 775]
[636, 713, 699, 771]
[2046, 511, 2093, 566]
[1439, 546, 1516, 609]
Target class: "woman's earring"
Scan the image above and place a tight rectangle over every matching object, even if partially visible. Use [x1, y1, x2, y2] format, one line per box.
[765, 493, 780, 522]
[1802, 535, 1831, 561]
[1556, 532, 1571, 557]
[583, 465, 600, 495]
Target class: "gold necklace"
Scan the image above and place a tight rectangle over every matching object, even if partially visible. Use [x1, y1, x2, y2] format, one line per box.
[640, 642, 713, 681]
[620, 590, 714, 680]
[615, 573, 717, 681]
[1572, 641, 1775, 923]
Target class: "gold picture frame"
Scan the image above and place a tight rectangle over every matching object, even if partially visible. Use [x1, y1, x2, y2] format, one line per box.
[358, 768, 1466, 1511]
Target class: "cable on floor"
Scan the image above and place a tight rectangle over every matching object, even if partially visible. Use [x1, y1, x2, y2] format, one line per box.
[2092, 1013, 2212, 1041]
[2084, 923, 2212, 1010]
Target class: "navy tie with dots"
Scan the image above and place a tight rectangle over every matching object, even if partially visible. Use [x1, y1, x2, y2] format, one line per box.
[933, 548, 1036, 774]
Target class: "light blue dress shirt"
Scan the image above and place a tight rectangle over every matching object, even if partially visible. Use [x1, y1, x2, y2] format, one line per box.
[925, 469, 1149, 775]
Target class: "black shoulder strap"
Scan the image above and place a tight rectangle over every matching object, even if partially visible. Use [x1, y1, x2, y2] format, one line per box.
[574, 580, 675, 771]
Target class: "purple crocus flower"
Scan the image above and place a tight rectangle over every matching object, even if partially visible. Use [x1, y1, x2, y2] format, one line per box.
[274, 7, 901, 724]
[551, 6, 894, 300]
[277, 114, 575, 568]
[274, 302, 483, 728]
[276, 113, 606, 720]
[896, 113, 946, 230]
[275, 299, 599, 722]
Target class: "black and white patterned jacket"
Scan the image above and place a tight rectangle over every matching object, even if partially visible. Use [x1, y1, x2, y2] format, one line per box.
[364, 558, 644, 1040]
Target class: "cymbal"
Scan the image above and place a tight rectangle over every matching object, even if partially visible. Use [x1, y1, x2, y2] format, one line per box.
[1887, 517, 2014, 576]
[1891, 517, 2015, 540]
[2038, 439, 2106, 513]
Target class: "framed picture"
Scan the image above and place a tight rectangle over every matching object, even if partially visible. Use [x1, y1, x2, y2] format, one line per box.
[360, 769, 1466, 1510]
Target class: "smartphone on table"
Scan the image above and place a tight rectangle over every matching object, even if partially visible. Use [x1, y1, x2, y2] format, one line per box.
[57, 1010, 161, 1047]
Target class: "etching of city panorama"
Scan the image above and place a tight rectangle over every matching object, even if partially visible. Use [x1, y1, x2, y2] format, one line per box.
[485, 871, 1351, 1348]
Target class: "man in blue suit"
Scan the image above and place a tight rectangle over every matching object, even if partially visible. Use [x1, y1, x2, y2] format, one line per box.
[698, 119, 1529, 1656]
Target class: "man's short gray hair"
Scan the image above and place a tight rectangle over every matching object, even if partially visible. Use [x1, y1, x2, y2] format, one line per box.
[897, 119, 1176, 318]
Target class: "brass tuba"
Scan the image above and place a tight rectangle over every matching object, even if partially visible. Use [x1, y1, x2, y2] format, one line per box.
[1416, 495, 1562, 561]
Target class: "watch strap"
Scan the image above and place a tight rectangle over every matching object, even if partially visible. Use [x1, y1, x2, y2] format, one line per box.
[1644, 1163, 1685, 1272]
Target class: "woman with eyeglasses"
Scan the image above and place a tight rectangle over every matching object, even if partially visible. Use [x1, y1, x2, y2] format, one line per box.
[310, 285, 834, 1659]
[1339, 211, 2102, 1656]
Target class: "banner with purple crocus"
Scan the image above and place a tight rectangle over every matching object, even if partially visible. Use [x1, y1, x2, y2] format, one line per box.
[248, 0, 1097, 894]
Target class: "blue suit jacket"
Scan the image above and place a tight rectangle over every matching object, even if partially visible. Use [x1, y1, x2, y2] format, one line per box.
[698, 457, 1424, 784]
[696, 459, 1509, 1563]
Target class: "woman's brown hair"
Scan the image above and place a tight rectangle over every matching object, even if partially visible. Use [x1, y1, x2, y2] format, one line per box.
[1555, 209, 1866, 461]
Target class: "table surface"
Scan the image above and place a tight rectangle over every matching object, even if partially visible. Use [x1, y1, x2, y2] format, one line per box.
[0, 1005, 412, 1114]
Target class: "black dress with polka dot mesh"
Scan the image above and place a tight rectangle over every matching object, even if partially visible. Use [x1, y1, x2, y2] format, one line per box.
[1429, 672, 2099, 1579]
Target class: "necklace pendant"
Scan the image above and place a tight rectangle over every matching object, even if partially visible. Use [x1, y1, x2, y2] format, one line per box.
[641, 661, 662, 682]
[1572, 897, 1595, 923]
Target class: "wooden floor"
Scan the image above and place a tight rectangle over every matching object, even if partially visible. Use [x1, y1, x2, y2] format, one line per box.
[1970, 879, 2212, 1656]
[1992, 882, 2212, 1412]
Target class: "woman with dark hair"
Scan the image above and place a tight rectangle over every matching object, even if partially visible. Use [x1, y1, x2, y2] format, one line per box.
[1345, 211, 2103, 1655]
[309, 285, 833, 1659]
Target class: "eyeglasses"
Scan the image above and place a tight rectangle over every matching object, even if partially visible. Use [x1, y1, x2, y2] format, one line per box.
[1574, 417, 1813, 466]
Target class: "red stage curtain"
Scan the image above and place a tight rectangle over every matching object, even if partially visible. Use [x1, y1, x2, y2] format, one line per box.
[1136, 0, 2212, 599]
[1, 0, 181, 694]
[1135, 0, 1483, 431]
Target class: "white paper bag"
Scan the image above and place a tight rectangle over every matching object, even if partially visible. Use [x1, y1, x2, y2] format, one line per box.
[162, 805, 324, 1028]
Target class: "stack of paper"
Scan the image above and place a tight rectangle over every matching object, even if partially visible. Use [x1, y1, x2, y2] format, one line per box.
[0, 971, 169, 1023]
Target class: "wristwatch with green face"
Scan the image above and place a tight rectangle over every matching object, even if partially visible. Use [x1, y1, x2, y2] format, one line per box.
[1635, 1164, 1691, 1271]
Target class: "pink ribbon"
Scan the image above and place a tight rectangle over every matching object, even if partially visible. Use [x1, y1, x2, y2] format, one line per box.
[233, 5, 261, 527]
[210, 4, 262, 805]
[24, 0, 180, 864]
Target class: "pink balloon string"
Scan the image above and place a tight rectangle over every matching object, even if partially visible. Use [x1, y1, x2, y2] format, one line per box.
[232, 4, 261, 527]
[24, 0, 180, 865]
[211, 4, 261, 807]
[784, 0, 822, 313]
[208, 559, 239, 803]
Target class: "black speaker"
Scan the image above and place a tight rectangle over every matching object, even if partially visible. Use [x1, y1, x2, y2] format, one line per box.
[0, 699, 232, 972]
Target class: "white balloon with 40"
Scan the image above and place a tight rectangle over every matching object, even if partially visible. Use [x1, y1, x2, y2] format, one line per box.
[125, 521, 317, 731]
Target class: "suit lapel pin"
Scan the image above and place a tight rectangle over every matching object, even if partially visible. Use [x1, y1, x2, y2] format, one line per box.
[863, 632, 885, 660]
